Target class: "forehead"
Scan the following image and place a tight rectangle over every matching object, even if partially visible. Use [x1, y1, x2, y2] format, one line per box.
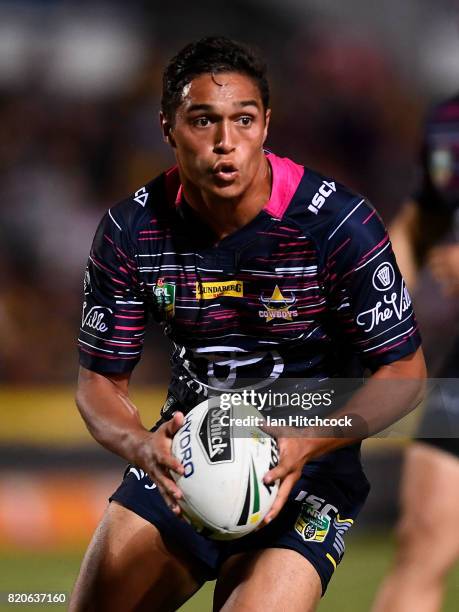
[179, 72, 262, 111]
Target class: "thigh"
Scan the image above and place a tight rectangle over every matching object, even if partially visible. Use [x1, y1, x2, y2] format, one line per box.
[214, 464, 370, 609]
[214, 548, 322, 612]
[69, 502, 206, 612]
[397, 442, 459, 564]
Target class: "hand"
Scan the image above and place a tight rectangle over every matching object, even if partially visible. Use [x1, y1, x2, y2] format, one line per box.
[261, 436, 312, 525]
[428, 245, 459, 296]
[134, 411, 185, 515]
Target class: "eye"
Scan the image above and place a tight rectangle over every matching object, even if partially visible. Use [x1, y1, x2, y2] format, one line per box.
[193, 117, 211, 127]
[237, 116, 253, 127]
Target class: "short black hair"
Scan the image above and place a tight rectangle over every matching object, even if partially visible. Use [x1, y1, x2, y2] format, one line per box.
[161, 36, 269, 123]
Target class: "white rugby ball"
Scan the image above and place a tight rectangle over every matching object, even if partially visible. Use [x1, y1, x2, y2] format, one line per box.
[171, 397, 279, 540]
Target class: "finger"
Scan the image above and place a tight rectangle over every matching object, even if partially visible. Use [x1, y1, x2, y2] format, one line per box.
[258, 420, 279, 439]
[165, 411, 185, 437]
[157, 449, 185, 476]
[154, 480, 176, 510]
[156, 415, 186, 477]
[150, 466, 183, 500]
[263, 473, 297, 525]
[151, 472, 183, 514]
[263, 462, 288, 485]
[154, 422, 186, 475]
[263, 437, 291, 484]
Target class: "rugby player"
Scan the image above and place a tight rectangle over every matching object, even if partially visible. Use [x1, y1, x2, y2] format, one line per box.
[70, 37, 426, 611]
[372, 96, 459, 612]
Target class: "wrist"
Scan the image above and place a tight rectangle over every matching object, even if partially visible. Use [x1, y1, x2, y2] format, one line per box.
[299, 426, 356, 461]
[122, 427, 154, 466]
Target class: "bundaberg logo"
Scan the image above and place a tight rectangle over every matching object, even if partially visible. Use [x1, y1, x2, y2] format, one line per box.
[195, 280, 244, 300]
[258, 286, 298, 322]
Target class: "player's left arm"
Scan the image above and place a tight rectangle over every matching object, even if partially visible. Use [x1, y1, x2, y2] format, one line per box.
[263, 346, 426, 523]
[263, 197, 427, 523]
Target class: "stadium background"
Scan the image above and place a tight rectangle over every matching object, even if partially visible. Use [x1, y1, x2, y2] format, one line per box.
[1, 0, 458, 609]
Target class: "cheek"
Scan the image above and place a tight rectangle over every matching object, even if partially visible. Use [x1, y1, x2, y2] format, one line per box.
[178, 149, 212, 183]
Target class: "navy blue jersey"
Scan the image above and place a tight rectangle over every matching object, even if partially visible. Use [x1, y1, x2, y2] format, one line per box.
[78, 152, 421, 424]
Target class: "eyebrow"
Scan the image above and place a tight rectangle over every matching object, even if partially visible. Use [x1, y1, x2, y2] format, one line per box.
[185, 100, 261, 114]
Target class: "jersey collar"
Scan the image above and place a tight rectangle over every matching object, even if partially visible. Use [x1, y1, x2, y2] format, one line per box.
[164, 151, 304, 222]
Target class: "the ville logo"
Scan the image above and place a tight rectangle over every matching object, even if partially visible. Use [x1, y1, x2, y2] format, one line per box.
[198, 406, 234, 464]
[258, 286, 298, 322]
[372, 262, 395, 292]
[153, 278, 175, 318]
[308, 180, 336, 214]
[356, 280, 412, 333]
[81, 304, 112, 333]
[195, 280, 244, 300]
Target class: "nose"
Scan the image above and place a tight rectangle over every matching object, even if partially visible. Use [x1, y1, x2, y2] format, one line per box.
[213, 120, 235, 154]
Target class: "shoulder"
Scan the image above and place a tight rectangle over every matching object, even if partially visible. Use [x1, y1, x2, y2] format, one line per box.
[283, 164, 372, 244]
[107, 171, 169, 233]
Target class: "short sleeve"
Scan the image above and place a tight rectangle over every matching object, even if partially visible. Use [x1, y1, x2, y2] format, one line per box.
[78, 208, 148, 374]
[324, 199, 421, 370]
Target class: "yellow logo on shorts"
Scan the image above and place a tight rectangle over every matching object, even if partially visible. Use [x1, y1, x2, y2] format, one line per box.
[295, 502, 330, 543]
[195, 280, 244, 300]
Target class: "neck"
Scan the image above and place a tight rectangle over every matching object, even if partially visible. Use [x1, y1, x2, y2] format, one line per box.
[180, 155, 272, 241]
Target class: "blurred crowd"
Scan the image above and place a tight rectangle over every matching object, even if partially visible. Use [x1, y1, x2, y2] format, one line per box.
[0, 0, 457, 383]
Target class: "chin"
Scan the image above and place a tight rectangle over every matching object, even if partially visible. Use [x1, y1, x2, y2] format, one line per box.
[208, 182, 245, 201]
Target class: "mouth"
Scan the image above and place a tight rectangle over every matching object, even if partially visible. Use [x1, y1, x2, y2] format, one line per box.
[212, 161, 239, 183]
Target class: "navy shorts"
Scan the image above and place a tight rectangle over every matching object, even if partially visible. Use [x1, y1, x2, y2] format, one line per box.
[110, 461, 370, 594]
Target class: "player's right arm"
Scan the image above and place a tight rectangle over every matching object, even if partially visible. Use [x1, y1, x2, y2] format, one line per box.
[76, 202, 183, 513]
[75, 366, 184, 513]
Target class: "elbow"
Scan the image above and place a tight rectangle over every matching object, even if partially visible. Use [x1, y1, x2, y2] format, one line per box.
[75, 385, 87, 419]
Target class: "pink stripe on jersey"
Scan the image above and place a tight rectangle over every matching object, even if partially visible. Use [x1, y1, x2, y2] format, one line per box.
[164, 153, 304, 219]
[264, 153, 304, 220]
[362, 209, 376, 225]
[357, 235, 389, 266]
[328, 238, 351, 260]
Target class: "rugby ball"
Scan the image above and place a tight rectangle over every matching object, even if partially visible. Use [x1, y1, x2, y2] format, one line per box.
[171, 397, 279, 540]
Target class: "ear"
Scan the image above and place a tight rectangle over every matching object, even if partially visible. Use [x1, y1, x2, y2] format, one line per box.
[160, 111, 176, 148]
[262, 108, 271, 145]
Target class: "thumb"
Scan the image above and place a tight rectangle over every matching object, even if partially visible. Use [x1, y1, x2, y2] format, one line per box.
[165, 411, 185, 437]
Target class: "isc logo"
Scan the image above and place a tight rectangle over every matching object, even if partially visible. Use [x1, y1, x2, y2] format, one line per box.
[308, 180, 336, 214]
